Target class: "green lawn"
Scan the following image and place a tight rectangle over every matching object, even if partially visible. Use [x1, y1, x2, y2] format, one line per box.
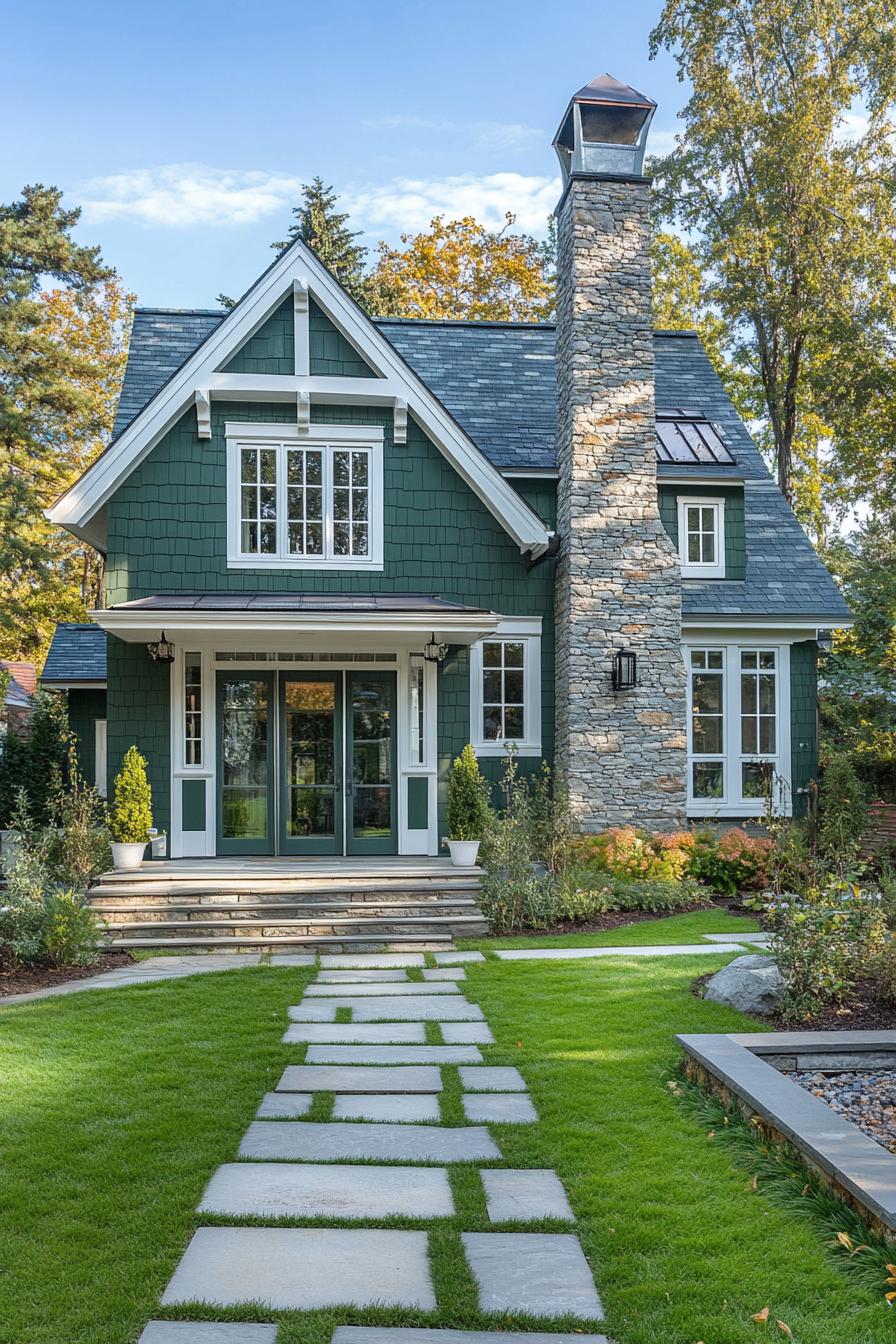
[1, 938, 890, 1344]
[459, 906, 761, 950]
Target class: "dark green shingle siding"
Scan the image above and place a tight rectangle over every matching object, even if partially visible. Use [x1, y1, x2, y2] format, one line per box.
[222, 297, 294, 375]
[790, 640, 818, 816]
[658, 484, 747, 581]
[68, 688, 106, 787]
[106, 640, 170, 839]
[310, 299, 375, 377]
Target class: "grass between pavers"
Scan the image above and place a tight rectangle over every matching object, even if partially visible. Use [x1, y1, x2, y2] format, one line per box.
[458, 907, 761, 951]
[2, 946, 890, 1344]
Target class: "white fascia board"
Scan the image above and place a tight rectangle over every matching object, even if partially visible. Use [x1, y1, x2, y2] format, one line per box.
[50, 237, 551, 558]
[208, 373, 404, 403]
[92, 607, 502, 643]
[683, 617, 854, 637]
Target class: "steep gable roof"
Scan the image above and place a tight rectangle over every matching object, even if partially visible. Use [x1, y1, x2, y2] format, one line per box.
[42, 622, 107, 685]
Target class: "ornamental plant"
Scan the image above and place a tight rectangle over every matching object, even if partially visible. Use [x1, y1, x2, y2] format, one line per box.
[575, 826, 694, 882]
[766, 879, 887, 1019]
[446, 744, 491, 842]
[818, 754, 869, 870]
[688, 827, 774, 896]
[109, 746, 153, 845]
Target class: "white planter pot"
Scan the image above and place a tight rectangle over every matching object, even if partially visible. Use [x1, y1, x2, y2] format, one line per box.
[111, 841, 147, 871]
[447, 839, 481, 867]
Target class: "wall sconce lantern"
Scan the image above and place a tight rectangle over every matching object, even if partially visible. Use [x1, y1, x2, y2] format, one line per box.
[815, 628, 834, 655]
[423, 633, 448, 664]
[611, 648, 638, 692]
[147, 631, 175, 664]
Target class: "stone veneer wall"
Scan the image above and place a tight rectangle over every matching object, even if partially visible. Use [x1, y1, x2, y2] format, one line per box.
[554, 173, 687, 830]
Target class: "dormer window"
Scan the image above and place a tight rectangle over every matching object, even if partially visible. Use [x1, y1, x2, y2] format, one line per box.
[226, 423, 383, 570]
[677, 497, 725, 579]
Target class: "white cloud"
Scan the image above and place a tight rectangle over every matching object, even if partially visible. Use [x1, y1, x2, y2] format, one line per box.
[77, 163, 561, 238]
[347, 172, 560, 238]
[79, 164, 304, 227]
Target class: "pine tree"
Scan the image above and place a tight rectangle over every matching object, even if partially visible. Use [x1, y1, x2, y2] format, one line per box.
[273, 178, 369, 306]
[0, 185, 124, 658]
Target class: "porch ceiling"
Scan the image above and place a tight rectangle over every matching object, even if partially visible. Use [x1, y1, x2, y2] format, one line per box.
[90, 591, 502, 646]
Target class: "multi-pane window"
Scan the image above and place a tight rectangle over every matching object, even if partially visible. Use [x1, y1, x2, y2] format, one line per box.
[687, 646, 784, 809]
[240, 447, 277, 555]
[688, 649, 725, 799]
[740, 650, 777, 798]
[184, 653, 202, 766]
[481, 640, 525, 742]
[678, 498, 724, 577]
[286, 448, 323, 556]
[333, 450, 369, 557]
[230, 436, 381, 567]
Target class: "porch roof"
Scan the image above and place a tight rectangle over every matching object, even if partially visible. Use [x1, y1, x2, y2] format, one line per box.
[91, 592, 502, 646]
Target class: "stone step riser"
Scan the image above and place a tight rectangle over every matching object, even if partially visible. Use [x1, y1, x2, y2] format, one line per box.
[89, 900, 479, 919]
[100, 921, 490, 940]
[104, 936, 455, 950]
[91, 878, 479, 897]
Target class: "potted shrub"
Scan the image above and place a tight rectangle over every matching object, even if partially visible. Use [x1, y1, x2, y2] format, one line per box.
[108, 746, 153, 871]
[445, 744, 490, 866]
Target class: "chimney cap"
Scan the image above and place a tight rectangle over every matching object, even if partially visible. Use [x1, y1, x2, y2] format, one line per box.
[554, 73, 657, 151]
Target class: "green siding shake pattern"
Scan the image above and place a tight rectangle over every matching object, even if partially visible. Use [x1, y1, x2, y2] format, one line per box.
[790, 640, 819, 817]
[105, 400, 555, 845]
[68, 688, 107, 788]
[222, 298, 294, 375]
[310, 299, 375, 377]
[658, 484, 747, 581]
[106, 640, 171, 841]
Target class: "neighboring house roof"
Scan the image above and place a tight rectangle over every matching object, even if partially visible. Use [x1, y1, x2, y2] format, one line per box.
[0, 661, 37, 696]
[109, 309, 849, 624]
[42, 622, 108, 685]
[3, 679, 32, 711]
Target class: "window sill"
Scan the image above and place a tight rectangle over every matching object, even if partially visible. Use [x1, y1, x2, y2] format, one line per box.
[227, 555, 384, 572]
[681, 566, 726, 581]
[687, 801, 791, 818]
[472, 741, 542, 758]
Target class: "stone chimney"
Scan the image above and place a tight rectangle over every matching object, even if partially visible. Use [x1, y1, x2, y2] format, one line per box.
[552, 74, 686, 830]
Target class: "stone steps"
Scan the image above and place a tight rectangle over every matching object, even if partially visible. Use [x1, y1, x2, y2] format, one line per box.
[91, 877, 480, 902]
[90, 898, 480, 920]
[98, 915, 488, 947]
[106, 933, 456, 950]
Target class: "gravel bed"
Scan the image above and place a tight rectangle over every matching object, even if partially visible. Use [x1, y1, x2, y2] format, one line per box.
[787, 1069, 896, 1153]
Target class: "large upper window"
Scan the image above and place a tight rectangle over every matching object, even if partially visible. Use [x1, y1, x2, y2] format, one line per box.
[677, 497, 725, 579]
[226, 425, 383, 569]
[687, 645, 788, 813]
[469, 621, 542, 757]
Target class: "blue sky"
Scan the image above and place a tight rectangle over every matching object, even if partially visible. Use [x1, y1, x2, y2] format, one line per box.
[4, 0, 688, 308]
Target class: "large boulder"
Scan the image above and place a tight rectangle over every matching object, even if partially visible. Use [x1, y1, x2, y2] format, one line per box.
[703, 953, 783, 1016]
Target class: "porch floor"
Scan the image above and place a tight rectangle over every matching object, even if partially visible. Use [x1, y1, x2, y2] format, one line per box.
[100, 856, 479, 882]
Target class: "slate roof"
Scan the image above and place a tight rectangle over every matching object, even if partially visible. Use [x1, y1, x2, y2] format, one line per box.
[110, 309, 850, 623]
[42, 622, 108, 684]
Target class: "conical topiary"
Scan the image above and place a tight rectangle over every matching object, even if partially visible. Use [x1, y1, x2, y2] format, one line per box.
[446, 744, 491, 841]
[109, 746, 153, 845]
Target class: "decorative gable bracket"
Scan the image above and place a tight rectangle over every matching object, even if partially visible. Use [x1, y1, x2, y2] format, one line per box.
[393, 398, 407, 445]
[194, 390, 212, 440]
[297, 390, 311, 433]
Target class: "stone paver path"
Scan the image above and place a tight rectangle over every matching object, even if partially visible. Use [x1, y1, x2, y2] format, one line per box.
[152, 947, 607, 1339]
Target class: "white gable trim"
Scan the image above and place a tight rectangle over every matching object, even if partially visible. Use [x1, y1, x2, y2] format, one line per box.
[48, 239, 552, 558]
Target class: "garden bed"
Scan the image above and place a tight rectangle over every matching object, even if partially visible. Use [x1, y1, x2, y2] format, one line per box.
[0, 949, 133, 997]
[693, 968, 896, 1032]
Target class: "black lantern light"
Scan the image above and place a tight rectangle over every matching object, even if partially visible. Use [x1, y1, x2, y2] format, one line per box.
[147, 631, 175, 664]
[611, 648, 638, 692]
[423, 632, 448, 664]
[815, 628, 834, 655]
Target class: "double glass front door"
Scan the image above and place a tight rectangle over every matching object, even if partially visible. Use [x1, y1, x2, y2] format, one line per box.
[217, 670, 396, 855]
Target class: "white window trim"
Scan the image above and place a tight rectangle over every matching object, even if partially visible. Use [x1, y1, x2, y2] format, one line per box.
[94, 720, 107, 797]
[685, 641, 792, 817]
[678, 496, 725, 579]
[470, 618, 542, 758]
[225, 423, 384, 571]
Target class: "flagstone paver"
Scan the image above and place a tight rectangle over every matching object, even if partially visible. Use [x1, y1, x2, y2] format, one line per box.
[306, 981, 460, 998]
[332, 1093, 442, 1123]
[267, 954, 316, 966]
[305, 1044, 482, 1065]
[317, 970, 411, 983]
[139, 1324, 277, 1343]
[288, 1001, 339, 1022]
[495, 942, 748, 962]
[432, 951, 485, 965]
[333, 1330, 609, 1344]
[421, 968, 465, 981]
[460, 1066, 526, 1092]
[277, 1064, 442, 1093]
[239, 1120, 501, 1162]
[461, 1232, 603, 1318]
[255, 1091, 312, 1119]
[161, 1227, 436, 1310]
[481, 1170, 574, 1223]
[199, 1163, 453, 1220]
[320, 953, 426, 968]
[283, 1022, 428, 1044]
[462, 1094, 538, 1124]
[350, 997, 485, 1021]
[439, 1023, 494, 1044]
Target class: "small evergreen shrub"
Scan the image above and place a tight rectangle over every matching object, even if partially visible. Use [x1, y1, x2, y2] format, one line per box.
[42, 889, 101, 967]
[559, 871, 712, 920]
[766, 880, 887, 1019]
[445, 744, 490, 842]
[870, 939, 896, 1006]
[109, 746, 153, 845]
